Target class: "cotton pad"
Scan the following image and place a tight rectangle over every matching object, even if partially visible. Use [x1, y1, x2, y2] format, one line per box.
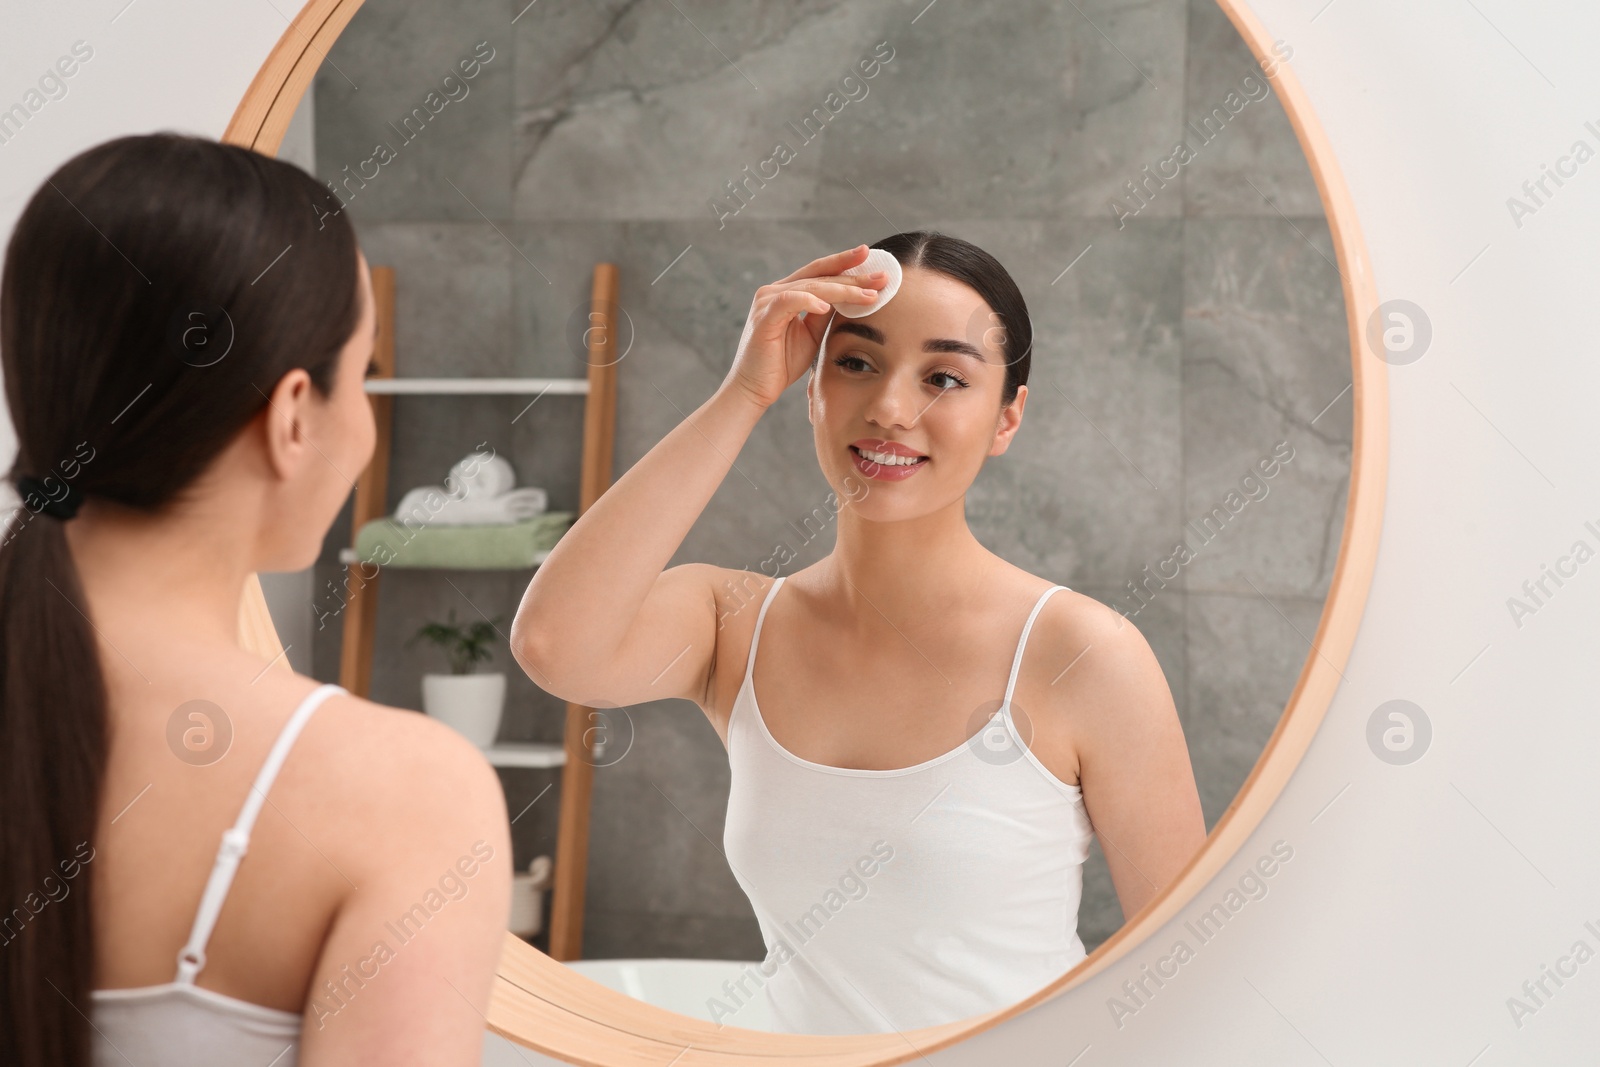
[834, 247, 902, 318]
[809, 247, 903, 376]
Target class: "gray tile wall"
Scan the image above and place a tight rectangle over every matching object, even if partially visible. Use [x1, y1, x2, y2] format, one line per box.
[307, 0, 1350, 962]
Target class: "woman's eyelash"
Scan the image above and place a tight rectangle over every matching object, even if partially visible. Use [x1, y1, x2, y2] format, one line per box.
[831, 353, 970, 390]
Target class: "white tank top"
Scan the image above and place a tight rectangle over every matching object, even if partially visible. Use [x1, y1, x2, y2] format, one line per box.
[89, 683, 347, 1067]
[722, 575, 1096, 1035]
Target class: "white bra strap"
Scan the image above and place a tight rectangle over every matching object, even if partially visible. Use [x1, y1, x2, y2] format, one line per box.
[743, 574, 786, 690]
[1002, 587, 1069, 711]
[175, 683, 346, 985]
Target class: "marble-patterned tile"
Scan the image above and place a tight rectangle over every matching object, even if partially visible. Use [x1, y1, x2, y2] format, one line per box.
[315, 0, 512, 222]
[1185, 590, 1325, 828]
[1182, 216, 1352, 598]
[579, 908, 765, 963]
[827, 0, 1188, 223]
[941, 218, 1186, 587]
[511, 1, 880, 221]
[511, 0, 1187, 224]
[583, 701, 755, 918]
[1077, 838, 1125, 953]
[508, 217, 659, 383]
[1181, 0, 1323, 217]
[351, 222, 514, 378]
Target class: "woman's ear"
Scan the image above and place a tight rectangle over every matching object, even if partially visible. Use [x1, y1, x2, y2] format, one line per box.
[261, 367, 316, 482]
[988, 384, 1028, 457]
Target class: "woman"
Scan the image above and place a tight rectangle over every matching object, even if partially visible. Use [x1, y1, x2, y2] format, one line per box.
[0, 133, 511, 1067]
[512, 232, 1207, 1034]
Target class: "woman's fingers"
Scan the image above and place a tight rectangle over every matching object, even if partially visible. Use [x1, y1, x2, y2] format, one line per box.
[757, 277, 884, 350]
[774, 244, 871, 284]
[766, 276, 886, 316]
[792, 277, 885, 304]
[778, 286, 831, 315]
[724, 247, 890, 410]
[799, 305, 837, 349]
[751, 287, 828, 337]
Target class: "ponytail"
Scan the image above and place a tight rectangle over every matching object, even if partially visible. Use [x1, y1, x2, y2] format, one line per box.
[0, 494, 107, 1066]
[0, 131, 361, 1066]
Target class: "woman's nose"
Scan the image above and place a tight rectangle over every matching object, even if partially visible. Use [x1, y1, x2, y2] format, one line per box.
[864, 373, 930, 429]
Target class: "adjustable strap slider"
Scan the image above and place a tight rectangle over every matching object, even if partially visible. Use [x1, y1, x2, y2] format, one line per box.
[218, 826, 250, 860]
[175, 946, 205, 984]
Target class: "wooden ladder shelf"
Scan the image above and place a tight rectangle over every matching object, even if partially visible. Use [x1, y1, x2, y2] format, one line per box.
[331, 261, 619, 961]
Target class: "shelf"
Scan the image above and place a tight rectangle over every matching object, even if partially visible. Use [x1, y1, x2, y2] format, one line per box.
[483, 741, 568, 769]
[337, 546, 553, 568]
[340, 260, 620, 961]
[363, 377, 590, 395]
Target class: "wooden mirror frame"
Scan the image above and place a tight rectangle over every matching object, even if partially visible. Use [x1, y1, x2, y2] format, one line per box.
[230, 1, 1386, 1061]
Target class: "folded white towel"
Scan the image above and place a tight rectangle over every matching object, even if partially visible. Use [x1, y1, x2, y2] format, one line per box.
[446, 452, 515, 500]
[394, 485, 548, 527]
[392, 449, 549, 527]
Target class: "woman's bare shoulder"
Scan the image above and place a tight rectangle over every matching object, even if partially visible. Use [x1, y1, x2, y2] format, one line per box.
[315, 686, 501, 783]
[1028, 585, 1174, 724]
[1040, 585, 1142, 646]
[997, 573, 1159, 697]
[284, 681, 508, 857]
[320, 686, 487, 753]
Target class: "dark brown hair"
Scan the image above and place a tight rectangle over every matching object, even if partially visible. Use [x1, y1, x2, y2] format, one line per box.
[0, 131, 361, 1067]
[861, 230, 1034, 407]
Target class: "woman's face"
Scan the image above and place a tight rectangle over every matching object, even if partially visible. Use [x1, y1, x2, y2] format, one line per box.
[268, 248, 378, 572]
[332, 247, 379, 477]
[806, 264, 1027, 520]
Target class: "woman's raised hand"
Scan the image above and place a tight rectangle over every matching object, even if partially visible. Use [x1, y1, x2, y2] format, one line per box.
[721, 244, 889, 410]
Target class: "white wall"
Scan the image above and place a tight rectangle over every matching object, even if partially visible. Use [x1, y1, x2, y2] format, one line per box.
[0, 0, 291, 449]
[0, 4, 320, 672]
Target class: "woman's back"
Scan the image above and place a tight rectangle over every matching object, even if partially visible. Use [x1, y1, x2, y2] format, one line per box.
[0, 132, 515, 1066]
[84, 637, 512, 1065]
[89, 678, 343, 1066]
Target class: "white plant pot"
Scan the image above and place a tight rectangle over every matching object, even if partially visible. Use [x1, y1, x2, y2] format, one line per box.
[421, 672, 506, 748]
[509, 855, 553, 938]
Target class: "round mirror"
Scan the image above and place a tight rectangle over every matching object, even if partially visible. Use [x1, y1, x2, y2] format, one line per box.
[241, 0, 1377, 1057]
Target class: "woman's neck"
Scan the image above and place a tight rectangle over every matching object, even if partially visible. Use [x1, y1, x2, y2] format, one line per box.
[819, 498, 1001, 632]
[62, 495, 260, 661]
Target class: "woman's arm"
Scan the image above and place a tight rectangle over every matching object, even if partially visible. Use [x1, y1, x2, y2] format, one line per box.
[298, 708, 513, 1067]
[509, 246, 887, 711]
[510, 385, 761, 712]
[1057, 603, 1208, 921]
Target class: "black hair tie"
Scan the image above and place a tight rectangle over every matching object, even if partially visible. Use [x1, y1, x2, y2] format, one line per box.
[15, 474, 85, 521]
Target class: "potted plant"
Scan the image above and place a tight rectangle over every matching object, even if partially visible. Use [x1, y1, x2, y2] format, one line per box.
[407, 609, 506, 748]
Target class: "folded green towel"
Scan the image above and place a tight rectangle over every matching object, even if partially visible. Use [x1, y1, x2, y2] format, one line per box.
[354, 510, 576, 569]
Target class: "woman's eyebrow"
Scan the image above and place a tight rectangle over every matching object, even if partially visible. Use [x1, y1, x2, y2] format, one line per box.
[834, 320, 989, 362]
[924, 337, 988, 362]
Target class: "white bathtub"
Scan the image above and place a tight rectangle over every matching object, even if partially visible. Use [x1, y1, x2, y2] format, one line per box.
[482, 957, 775, 1064]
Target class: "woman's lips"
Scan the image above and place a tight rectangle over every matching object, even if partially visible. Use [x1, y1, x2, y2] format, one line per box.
[850, 444, 929, 482]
